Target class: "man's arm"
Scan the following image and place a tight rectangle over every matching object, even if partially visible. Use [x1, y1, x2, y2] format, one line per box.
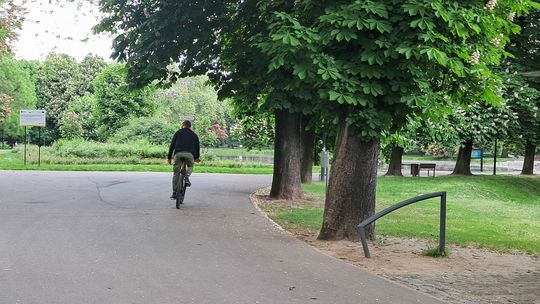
[168, 132, 177, 162]
[194, 134, 200, 160]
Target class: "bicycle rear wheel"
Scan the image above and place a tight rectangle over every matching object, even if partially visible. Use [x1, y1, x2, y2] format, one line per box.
[176, 175, 186, 209]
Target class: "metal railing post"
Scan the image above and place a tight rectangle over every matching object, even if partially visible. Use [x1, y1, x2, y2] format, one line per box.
[439, 192, 446, 252]
[357, 192, 447, 258]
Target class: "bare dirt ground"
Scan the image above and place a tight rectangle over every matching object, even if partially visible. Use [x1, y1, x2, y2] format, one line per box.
[252, 190, 540, 304]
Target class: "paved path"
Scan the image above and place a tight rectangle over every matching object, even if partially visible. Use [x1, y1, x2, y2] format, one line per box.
[0, 171, 443, 304]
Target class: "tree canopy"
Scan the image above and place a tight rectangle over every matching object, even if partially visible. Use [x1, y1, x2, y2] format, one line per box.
[95, 0, 540, 240]
[93, 64, 156, 139]
[0, 55, 37, 140]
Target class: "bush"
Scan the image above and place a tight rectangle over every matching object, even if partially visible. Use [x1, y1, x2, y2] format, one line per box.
[58, 111, 84, 139]
[49, 139, 168, 159]
[111, 115, 177, 145]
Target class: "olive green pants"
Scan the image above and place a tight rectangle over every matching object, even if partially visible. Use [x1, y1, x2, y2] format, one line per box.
[172, 152, 195, 192]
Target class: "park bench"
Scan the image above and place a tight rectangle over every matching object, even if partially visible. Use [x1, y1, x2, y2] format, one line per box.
[410, 163, 436, 177]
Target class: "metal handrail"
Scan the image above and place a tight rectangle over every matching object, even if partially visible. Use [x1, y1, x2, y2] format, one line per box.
[357, 192, 447, 258]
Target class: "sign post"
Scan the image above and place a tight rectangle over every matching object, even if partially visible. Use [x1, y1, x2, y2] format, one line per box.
[19, 110, 46, 166]
[493, 140, 497, 175]
[471, 148, 483, 172]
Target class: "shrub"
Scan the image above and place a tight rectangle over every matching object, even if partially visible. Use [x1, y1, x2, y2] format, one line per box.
[111, 115, 177, 145]
[49, 139, 168, 159]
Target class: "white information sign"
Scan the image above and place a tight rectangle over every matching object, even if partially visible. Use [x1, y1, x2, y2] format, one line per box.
[20, 110, 46, 127]
[179, 115, 195, 122]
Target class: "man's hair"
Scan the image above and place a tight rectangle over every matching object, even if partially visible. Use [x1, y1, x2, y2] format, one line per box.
[182, 120, 192, 128]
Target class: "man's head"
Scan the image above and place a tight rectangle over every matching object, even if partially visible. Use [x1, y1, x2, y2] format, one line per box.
[182, 120, 192, 129]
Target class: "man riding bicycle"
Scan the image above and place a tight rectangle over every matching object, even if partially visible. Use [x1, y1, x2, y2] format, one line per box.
[167, 120, 200, 199]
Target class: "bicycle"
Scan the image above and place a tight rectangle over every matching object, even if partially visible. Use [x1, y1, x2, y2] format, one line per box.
[175, 159, 188, 209]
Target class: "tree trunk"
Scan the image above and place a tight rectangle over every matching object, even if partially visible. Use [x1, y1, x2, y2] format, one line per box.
[318, 116, 379, 241]
[385, 146, 404, 176]
[521, 144, 536, 175]
[452, 140, 474, 175]
[501, 147, 509, 158]
[300, 117, 316, 184]
[270, 110, 303, 200]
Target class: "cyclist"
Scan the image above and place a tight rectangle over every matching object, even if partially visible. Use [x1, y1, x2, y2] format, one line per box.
[167, 120, 200, 199]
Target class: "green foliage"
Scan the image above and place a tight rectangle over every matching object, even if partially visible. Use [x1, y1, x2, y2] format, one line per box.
[0, 147, 273, 174]
[423, 247, 449, 258]
[231, 113, 275, 150]
[449, 102, 515, 145]
[78, 54, 107, 95]
[0, 55, 37, 141]
[65, 95, 99, 140]
[503, 10, 540, 152]
[93, 64, 156, 139]
[381, 117, 422, 161]
[50, 139, 166, 159]
[0, 0, 23, 54]
[0, 93, 12, 122]
[111, 115, 177, 145]
[258, 1, 535, 139]
[152, 76, 228, 147]
[35, 53, 82, 127]
[58, 111, 84, 139]
[503, 73, 540, 150]
[33, 53, 109, 143]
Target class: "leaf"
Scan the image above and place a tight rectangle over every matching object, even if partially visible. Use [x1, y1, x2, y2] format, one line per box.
[329, 90, 340, 101]
[410, 18, 422, 28]
[376, 21, 392, 33]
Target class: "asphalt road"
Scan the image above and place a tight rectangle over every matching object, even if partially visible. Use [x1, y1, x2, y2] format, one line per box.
[0, 171, 443, 304]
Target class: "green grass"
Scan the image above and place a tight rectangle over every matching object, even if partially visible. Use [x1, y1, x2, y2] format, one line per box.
[262, 176, 540, 254]
[423, 247, 450, 258]
[0, 149, 273, 174]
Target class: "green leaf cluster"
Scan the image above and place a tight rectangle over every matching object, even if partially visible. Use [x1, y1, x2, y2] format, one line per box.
[93, 64, 156, 139]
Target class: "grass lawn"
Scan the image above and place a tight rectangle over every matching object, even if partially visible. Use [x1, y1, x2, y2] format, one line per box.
[0, 150, 273, 174]
[262, 175, 540, 254]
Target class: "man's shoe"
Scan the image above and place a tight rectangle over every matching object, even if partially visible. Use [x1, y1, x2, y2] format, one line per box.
[170, 192, 177, 200]
[185, 176, 191, 187]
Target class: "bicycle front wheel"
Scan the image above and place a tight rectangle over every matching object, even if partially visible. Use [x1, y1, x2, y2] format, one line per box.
[176, 176, 186, 209]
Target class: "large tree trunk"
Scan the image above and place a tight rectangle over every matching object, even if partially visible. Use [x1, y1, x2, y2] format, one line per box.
[300, 117, 316, 184]
[452, 140, 474, 175]
[318, 116, 379, 241]
[270, 110, 303, 200]
[521, 144, 536, 175]
[385, 146, 404, 176]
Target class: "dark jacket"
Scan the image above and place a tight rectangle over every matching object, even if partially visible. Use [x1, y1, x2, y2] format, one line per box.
[168, 128, 200, 160]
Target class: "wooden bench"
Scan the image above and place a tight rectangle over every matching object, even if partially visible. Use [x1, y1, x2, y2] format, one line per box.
[410, 163, 436, 177]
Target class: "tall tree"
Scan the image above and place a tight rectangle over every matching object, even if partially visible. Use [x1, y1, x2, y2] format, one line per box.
[0, 55, 37, 141]
[0, 0, 23, 55]
[93, 64, 155, 139]
[381, 118, 422, 176]
[78, 54, 107, 95]
[34, 53, 83, 143]
[449, 102, 514, 175]
[152, 76, 228, 147]
[258, 0, 536, 240]
[503, 73, 540, 175]
[96, 0, 537, 239]
[505, 9, 540, 174]
[300, 115, 316, 183]
[95, 0, 312, 200]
